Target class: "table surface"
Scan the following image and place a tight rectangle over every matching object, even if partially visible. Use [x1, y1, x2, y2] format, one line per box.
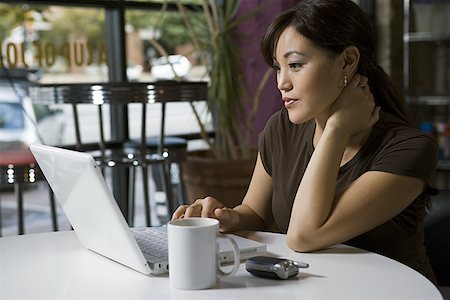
[0, 230, 443, 300]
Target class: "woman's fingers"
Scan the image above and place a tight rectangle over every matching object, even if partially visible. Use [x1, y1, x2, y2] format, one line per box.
[184, 200, 205, 217]
[358, 75, 368, 88]
[329, 73, 378, 135]
[171, 198, 236, 231]
[369, 106, 381, 127]
[171, 197, 225, 219]
[171, 204, 189, 219]
[348, 74, 362, 88]
[201, 197, 224, 218]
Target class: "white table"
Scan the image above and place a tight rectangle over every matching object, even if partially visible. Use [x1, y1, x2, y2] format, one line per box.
[0, 230, 442, 299]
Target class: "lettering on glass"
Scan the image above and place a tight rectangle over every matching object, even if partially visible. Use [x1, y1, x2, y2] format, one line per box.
[0, 41, 107, 69]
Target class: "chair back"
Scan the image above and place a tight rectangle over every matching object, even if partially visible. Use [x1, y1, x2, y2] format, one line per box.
[425, 189, 450, 287]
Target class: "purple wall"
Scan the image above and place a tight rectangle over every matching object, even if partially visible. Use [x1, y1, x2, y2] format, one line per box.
[235, 0, 297, 146]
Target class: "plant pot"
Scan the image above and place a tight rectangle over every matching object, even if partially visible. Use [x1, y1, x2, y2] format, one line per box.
[182, 149, 257, 208]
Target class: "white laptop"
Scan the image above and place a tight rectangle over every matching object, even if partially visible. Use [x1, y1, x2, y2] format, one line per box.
[30, 144, 266, 275]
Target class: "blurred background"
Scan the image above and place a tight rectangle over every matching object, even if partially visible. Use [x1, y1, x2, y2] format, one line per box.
[0, 0, 449, 236]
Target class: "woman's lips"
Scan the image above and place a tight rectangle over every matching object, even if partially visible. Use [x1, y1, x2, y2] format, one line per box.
[283, 97, 298, 108]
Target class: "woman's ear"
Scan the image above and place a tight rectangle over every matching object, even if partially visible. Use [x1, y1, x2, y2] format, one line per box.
[341, 45, 360, 75]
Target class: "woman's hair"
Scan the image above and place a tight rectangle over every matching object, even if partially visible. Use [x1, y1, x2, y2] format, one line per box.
[260, 0, 409, 123]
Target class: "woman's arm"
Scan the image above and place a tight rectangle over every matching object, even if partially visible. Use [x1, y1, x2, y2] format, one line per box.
[173, 153, 274, 232]
[229, 153, 275, 232]
[287, 125, 424, 252]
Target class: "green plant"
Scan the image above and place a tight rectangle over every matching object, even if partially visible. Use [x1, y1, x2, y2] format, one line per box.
[180, 0, 274, 161]
[152, 0, 271, 161]
[183, 0, 245, 161]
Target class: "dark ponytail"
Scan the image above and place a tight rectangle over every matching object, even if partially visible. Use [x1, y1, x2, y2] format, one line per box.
[260, 0, 410, 124]
[365, 64, 409, 124]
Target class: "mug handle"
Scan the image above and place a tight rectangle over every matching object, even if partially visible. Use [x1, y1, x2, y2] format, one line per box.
[216, 235, 240, 277]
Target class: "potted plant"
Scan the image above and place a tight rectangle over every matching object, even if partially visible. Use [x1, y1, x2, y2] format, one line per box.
[152, 0, 272, 207]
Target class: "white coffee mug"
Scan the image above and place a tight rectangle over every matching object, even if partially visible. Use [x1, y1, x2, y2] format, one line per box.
[168, 217, 240, 290]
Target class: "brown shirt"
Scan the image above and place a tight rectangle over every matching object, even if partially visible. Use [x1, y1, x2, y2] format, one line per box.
[259, 109, 438, 283]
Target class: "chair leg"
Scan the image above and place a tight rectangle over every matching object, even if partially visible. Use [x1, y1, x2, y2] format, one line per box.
[141, 164, 152, 226]
[162, 161, 175, 218]
[128, 166, 136, 227]
[177, 163, 188, 206]
[48, 185, 58, 231]
[15, 182, 25, 235]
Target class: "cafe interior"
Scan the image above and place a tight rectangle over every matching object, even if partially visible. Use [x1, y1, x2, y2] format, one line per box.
[0, 0, 449, 298]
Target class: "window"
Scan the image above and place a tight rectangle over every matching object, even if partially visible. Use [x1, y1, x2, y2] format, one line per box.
[0, 4, 107, 83]
[1, 1, 211, 149]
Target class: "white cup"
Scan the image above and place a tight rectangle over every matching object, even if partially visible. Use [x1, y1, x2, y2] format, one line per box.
[168, 217, 240, 290]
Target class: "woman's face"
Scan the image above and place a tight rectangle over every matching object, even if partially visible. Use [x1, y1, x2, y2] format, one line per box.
[274, 26, 344, 124]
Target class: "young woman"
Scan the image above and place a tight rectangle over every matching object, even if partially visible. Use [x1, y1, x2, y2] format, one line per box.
[173, 0, 438, 283]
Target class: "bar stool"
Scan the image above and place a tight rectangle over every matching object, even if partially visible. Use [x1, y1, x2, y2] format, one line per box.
[124, 88, 190, 222]
[0, 148, 58, 236]
[125, 136, 188, 223]
[29, 81, 207, 226]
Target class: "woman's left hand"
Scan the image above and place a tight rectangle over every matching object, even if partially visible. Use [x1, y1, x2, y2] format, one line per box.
[327, 74, 380, 136]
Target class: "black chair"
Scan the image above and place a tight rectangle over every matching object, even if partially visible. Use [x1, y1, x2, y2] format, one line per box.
[424, 189, 450, 290]
[124, 135, 188, 223]
[123, 95, 189, 224]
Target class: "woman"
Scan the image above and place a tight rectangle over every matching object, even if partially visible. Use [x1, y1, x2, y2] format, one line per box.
[173, 0, 438, 283]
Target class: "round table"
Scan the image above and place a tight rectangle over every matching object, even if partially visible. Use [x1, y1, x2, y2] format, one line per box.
[0, 230, 442, 299]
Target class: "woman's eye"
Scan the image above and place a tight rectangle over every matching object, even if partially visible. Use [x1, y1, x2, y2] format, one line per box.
[272, 65, 281, 72]
[289, 62, 303, 69]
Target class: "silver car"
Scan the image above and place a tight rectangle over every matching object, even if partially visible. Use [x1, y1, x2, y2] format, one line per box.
[150, 55, 192, 80]
[0, 81, 65, 152]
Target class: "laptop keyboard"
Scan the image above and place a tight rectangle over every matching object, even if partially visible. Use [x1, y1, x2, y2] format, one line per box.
[132, 227, 168, 262]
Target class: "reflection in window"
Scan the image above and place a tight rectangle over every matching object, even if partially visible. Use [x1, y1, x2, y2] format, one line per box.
[0, 4, 107, 84]
[0, 1, 211, 148]
[125, 6, 212, 138]
[125, 8, 208, 82]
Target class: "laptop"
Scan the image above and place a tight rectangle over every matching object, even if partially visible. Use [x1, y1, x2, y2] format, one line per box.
[30, 144, 266, 275]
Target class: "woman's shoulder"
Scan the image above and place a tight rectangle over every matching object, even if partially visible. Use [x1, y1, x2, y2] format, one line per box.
[375, 112, 437, 147]
[369, 112, 438, 181]
[265, 108, 289, 126]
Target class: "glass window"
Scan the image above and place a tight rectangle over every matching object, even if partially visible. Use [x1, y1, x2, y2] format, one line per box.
[125, 7, 211, 139]
[0, 4, 107, 84]
[124, 8, 208, 82]
[1, 2, 211, 149]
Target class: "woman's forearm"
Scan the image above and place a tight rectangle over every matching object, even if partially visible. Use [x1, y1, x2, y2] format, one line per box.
[287, 126, 350, 250]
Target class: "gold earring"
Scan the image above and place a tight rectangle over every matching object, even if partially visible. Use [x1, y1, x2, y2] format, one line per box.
[344, 75, 348, 87]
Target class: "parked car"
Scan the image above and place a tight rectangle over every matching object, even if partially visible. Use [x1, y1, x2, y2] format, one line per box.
[150, 55, 192, 80]
[0, 80, 65, 153]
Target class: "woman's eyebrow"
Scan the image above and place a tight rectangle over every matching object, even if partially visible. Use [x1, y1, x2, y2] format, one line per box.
[283, 50, 307, 58]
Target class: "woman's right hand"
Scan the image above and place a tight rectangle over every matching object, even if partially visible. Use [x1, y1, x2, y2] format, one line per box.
[171, 196, 238, 232]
